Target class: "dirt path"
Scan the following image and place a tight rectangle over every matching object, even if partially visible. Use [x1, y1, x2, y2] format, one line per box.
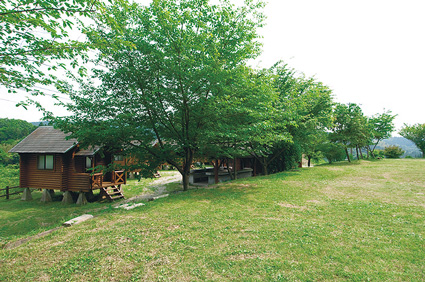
[122, 171, 182, 203]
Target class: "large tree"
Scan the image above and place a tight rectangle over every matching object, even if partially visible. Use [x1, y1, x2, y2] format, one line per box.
[270, 62, 334, 168]
[399, 123, 425, 158]
[52, 0, 267, 190]
[0, 0, 98, 95]
[330, 103, 370, 162]
[366, 111, 396, 157]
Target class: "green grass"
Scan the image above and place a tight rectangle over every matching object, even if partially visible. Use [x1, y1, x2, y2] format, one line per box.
[1, 159, 424, 281]
[123, 177, 156, 198]
[0, 172, 168, 242]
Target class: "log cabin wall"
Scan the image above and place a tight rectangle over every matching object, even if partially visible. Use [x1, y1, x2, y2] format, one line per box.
[19, 154, 29, 188]
[67, 152, 91, 192]
[65, 151, 91, 192]
[74, 156, 86, 173]
[19, 153, 65, 190]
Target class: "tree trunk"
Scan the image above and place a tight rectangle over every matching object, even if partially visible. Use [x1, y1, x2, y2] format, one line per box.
[214, 159, 219, 184]
[181, 148, 194, 191]
[233, 158, 237, 180]
[359, 147, 364, 159]
[345, 148, 351, 162]
[225, 158, 234, 180]
[261, 156, 269, 175]
[368, 145, 375, 158]
[308, 156, 311, 167]
[182, 171, 189, 191]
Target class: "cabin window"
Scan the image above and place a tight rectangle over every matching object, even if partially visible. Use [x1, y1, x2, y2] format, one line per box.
[38, 155, 54, 170]
[85, 157, 92, 169]
[114, 155, 124, 161]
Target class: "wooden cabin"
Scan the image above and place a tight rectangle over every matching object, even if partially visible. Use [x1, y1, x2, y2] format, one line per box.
[9, 126, 126, 200]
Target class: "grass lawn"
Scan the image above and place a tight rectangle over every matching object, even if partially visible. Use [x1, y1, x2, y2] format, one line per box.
[0, 159, 424, 281]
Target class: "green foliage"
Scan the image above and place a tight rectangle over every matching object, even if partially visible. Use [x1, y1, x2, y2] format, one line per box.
[330, 103, 371, 161]
[0, 164, 19, 188]
[0, 0, 98, 95]
[267, 141, 301, 173]
[399, 123, 425, 158]
[374, 149, 385, 158]
[367, 111, 396, 156]
[0, 142, 19, 164]
[272, 62, 333, 165]
[243, 62, 334, 173]
[318, 141, 346, 163]
[383, 145, 404, 158]
[0, 118, 36, 165]
[0, 118, 36, 142]
[52, 0, 267, 190]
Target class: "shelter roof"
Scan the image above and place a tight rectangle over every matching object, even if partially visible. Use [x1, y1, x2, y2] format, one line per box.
[75, 146, 101, 156]
[9, 126, 78, 154]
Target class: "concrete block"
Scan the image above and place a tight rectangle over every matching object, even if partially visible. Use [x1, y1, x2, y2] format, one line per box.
[62, 191, 74, 204]
[76, 192, 88, 205]
[40, 189, 52, 202]
[21, 188, 33, 201]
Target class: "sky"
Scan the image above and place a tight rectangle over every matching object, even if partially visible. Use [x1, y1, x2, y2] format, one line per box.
[1, 0, 424, 133]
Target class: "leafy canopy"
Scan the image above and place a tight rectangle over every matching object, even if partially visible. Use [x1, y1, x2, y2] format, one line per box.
[0, 0, 98, 95]
[399, 123, 425, 157]
[53, 0, 267, 190]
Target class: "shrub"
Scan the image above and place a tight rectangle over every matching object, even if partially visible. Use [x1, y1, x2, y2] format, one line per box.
[374, 149, 385, 159]
[383, 145, 405, 158]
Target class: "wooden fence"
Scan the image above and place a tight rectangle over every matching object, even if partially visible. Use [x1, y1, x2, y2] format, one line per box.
[0, 186, 22, 200]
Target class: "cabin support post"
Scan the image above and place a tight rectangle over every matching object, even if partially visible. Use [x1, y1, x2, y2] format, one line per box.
[62, 191, 74, 204]
[21, 188, 33, 201]
[76, 192, 88, 205]
[40, 189, 52, 202]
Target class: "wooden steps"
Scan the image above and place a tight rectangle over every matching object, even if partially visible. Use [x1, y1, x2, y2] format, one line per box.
[100, 184, 124, 201]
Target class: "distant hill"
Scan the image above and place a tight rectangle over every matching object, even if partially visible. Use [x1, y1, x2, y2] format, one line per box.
[376, 137, 422, 158]
[0, 118, 37, 143]
[30, 121, 49, 126]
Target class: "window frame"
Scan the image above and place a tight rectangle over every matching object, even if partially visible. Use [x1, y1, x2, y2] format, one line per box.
[114, 154, 124, 161]
[37, 154, 54, 170]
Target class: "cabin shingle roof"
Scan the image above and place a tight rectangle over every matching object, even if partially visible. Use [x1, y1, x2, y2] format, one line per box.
[9, 126, 78, 154]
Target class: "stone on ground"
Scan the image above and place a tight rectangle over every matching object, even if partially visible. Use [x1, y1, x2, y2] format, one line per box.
[63, 214, 94, 227]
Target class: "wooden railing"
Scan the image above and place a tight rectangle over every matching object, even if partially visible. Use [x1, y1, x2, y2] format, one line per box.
[0, 186, 22, 200]
[113, 170, 126, 185]
[90, 171, 125, 189]
[90, 173, 103, 189]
